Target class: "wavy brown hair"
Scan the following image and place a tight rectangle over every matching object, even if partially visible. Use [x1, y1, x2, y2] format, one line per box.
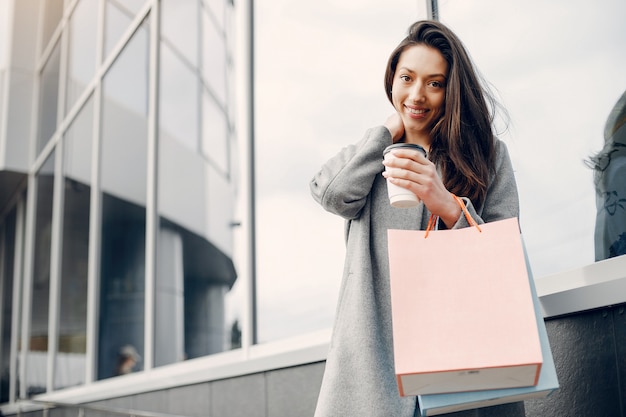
[384, 20, 499, 207]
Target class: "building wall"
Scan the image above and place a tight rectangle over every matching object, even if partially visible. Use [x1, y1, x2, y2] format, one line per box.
[525, 303, 626, 417]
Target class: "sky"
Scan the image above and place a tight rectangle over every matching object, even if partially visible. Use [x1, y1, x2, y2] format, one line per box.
[229, 0, 626, 343]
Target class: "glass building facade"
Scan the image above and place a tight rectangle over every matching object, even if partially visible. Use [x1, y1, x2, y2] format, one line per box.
[0, 0, 237, 402]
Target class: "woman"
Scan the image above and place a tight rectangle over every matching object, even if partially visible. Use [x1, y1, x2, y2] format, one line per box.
[587, 89, 626, 261]
[310, 20, 521, 416]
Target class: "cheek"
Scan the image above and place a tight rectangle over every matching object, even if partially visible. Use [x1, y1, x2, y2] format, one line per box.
[391, 85, 403, 110]
[429, 98, 446, 125]
[392, 97, 403, 112]
[434, 96, 446, 115]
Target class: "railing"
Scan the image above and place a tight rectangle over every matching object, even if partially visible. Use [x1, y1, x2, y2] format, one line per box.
[15, 399, 192, 417]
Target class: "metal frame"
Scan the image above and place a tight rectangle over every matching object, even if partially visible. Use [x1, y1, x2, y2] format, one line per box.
[427, 0, 439, 20]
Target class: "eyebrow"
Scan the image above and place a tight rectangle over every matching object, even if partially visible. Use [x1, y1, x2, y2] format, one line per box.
[397, 67, 447, 79]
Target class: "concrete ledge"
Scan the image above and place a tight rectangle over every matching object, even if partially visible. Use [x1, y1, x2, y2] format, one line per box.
[2, 329, 331, 414]
[535, 255, 626, 318]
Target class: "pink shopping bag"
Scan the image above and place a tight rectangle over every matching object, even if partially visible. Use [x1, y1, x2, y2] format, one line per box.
[416, 239, 559, 415]
[387, 200, 542, 397]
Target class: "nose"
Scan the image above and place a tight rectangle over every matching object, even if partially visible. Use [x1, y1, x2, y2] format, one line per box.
[409, 81, 426, 103]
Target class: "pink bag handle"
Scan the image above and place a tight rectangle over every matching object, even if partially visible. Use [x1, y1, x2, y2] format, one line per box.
[425, 194, 481, 238]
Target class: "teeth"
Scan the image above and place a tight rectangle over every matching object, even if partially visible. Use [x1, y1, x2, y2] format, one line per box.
[407, 107, 426, 115]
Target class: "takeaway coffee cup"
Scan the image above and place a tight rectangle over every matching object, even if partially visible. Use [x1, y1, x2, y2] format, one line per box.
[383, 143, 427, 208]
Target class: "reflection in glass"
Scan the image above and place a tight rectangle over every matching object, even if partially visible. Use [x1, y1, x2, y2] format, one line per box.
[588, 91, 626, 261]
[182, 247, 233, 358]
[0, 208, 16, 403]
[104, 0, 149, 62]
[154, 224, 184, 366]
[202, 10, 226, 105]
[0, 0, 9, 68]
[54, 96, 94, 390]
[201, 90, 228, 174]
[0, 0, 8, 130]
[161, 0, 198, 66]
[100, 20, 149, 197]
[203, 0, 224, 30]
[37, 41, 61, 154]
[156, 1, 237, 364]
[98, 19, 149, 380]
[27, 152, 55, 396]
[0, 70, 4, 136]
[224, 8, 235, 126]
[119, 0, 149, 14]
[159, 44, 199, 151]
[154, 218, 238, 366]
[40, 0, 63, 53]
[65, 0, 98, 115]
[98, 195, 146, 379]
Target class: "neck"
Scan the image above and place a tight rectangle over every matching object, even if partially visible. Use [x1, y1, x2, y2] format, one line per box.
[403, 133, 431, 153]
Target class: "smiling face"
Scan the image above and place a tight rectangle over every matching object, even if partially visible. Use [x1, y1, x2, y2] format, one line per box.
[391, 44, 448, 147]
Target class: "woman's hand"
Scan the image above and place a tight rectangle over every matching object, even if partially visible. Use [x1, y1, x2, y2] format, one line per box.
[384, 113, 404, 143]
[382, 148, 461, 227]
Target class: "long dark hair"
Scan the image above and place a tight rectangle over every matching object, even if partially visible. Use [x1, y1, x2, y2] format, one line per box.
[384, 20, 499, 207]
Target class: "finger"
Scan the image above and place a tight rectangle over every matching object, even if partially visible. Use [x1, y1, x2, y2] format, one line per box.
[384, 167, 420, 184]
[383, 155, 422, 172]
[387, 176, 421, 196]
[388, 149, 428, 162]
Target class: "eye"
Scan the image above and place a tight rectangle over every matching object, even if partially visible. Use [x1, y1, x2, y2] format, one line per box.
[428, 80, 445, 88]
[399, 74, 411, 82]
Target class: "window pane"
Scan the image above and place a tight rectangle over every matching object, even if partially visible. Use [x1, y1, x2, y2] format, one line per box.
[121, 0, 149, 14]
[104, 0, 149, 62]
[55, 96, 94, 390]
[0, 69, 5, 138]
[27, 151, 56, 396]
[203, 0, 224, 31]
[202, 10, 226, 105]
[40, 0, 63, 53]
[0, 0, 8, 68]
[98, 194, 145, 379]
[37, 41, 61, 154]
[156, 4, 238, 365]
[154, 219, 237, 366]
[0, 207, 17, 403]
[201, 90, 228, 174]
[224, 3, 235, 124]
[156, 103, 238, 364]
[159, 44, 199, 151]
[98, 19, 149, 380]
[161, 0, 198, 66]
[65, 0, 98, 114]
[0, 0, 7, 137]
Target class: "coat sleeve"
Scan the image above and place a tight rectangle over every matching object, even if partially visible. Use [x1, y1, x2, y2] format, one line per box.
[310, 126, 392, 220]
[450, 139, 520, 229]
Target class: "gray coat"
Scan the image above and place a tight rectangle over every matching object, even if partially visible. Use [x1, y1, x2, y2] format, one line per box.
[310, 126, 521, 417]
